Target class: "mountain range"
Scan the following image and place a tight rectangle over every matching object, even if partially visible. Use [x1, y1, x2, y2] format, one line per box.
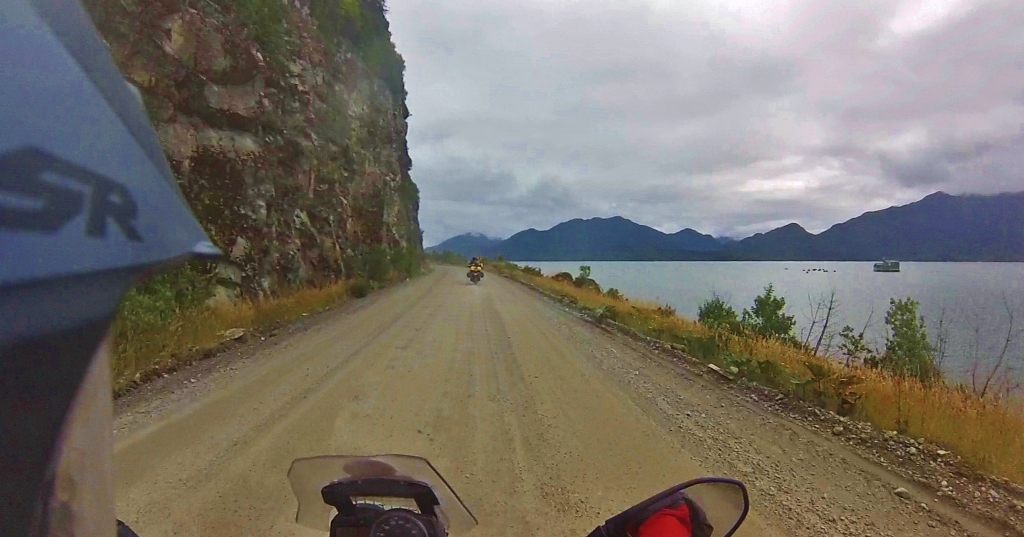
[427, 191, 1024, 262]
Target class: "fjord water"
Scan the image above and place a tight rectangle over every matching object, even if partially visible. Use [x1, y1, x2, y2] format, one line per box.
[528, 261, 1024, 380]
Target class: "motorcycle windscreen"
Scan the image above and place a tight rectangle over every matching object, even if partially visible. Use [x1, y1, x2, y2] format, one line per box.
[288, 454, 478, 533]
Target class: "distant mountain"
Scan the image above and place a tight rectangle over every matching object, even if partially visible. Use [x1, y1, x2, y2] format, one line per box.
[430, 191, 1024, 262]
[724, 191, 1024, 261]
[492, 217, 660, 261]
[670, 228, 724, 251]
[427, 218, 723, 261]
[426, 233, 502, 257]
[724, 223, 816, 260]
[491, 216, 721, 261]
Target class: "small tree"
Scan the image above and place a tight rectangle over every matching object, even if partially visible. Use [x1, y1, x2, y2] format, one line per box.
[552, 272, 574, 284]
[741, 284, 796, 343]
[802, 289, 839, 355]
[364, 245, 391, 284]
[574, 265, 600, 292]
[838, 325, 874, 367]
[880, 297, 938, 382]
[967, 296, 1022, 400]
[698, 294, 740, 333]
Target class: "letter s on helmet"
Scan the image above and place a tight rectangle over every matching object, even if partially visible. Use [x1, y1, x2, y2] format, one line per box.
[0, 0, 221, 534]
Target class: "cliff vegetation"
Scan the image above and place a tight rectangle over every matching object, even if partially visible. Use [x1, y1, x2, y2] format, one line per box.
[81, 0, 423, 389]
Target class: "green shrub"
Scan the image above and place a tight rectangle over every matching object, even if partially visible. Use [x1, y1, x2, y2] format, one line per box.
[390, 245, 421, 279]
[308, 0, 363, 43]
[838, 325, 874, 366]
[521, 265, 543, 277]
[117, 262, 216, 329]
[349, 278, 371, 298]
[595, 305, 618, 324]
[698, 294, 741, 333]
[364, 245, 390, 283]
[605, 288, 623, 300]
[681, 333, 725, 361]
[655, 304, 676, 318]
[552, 272, 574, 284]
[740, 284, 796, 343]
[875, 297, 939, 382]
[571, 266, 605, 290]
[232, 0, 293, 64]
[573, 276, 601, 293]
[308, 0, 407, 101]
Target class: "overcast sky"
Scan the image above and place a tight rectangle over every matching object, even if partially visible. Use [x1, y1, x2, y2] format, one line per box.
[386, 0, 1024, 246]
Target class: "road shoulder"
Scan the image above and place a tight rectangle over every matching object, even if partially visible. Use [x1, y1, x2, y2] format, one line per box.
[499, 273, 1020, 537]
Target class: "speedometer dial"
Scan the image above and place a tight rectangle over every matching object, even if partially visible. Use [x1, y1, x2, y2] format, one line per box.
[368, 510, 430, 537]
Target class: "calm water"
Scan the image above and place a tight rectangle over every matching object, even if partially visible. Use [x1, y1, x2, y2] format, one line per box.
[527, 261, 1024, 381]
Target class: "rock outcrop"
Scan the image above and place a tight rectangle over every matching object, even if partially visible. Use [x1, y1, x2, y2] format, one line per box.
[84, 0, 421, 296]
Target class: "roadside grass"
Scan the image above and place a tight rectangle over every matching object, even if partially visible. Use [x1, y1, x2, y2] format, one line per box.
[491, 261, 1024, 485]
[110, 240, 430, 395]
[110, 280, 357, 394]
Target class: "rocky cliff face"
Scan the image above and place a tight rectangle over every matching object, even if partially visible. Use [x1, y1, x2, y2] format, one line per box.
[84, 0, 421, 296]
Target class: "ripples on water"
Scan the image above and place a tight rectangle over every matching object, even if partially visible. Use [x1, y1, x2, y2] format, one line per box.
[527, 261, 1024, 382]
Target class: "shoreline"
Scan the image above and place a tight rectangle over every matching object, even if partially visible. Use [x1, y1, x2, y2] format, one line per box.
[489, 259, 1024, 489]
[500, 259, 1024, 263]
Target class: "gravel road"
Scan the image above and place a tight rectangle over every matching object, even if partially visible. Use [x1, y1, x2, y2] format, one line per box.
[114, 267, 1007, 536]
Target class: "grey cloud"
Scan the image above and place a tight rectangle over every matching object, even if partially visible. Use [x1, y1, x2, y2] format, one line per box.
[878, 150, 956, 187]
[416, 156, 586, 244]
[878, 132, 1024, 189]
[389, 0, 1024, 246]
[417, 157, 518, 204]
[512, 178, 582, 212]
[418, 156, 582, 210]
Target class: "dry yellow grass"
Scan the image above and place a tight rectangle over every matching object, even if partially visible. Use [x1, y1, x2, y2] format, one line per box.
[497, 263, 1024, 484]
[111, 281, 353, 393]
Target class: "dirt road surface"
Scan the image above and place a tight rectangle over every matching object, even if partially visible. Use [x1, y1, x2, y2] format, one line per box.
[114, 267, 1005, 536]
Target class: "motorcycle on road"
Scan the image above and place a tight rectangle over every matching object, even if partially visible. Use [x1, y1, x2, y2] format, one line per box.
[467, 264, 484, 284]
[287, 454, 750, 537]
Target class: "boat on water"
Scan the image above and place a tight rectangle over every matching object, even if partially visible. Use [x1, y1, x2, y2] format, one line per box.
[873, 259, 900, 272]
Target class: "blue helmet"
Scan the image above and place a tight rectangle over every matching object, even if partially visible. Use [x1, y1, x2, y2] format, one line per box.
[0, 0, 221, 533]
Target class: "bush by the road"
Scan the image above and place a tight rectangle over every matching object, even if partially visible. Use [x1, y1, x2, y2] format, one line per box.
[551, 272, 575, 284]
[697, 294, 741, 333]
[112, 278, 354, 394]
[490, 260, 1024, 486]
[605, 287, 623, 301]
[876, 298, 940, 383]
[740, 284, 798, 345]
[112, 248, 422, 394]
[520, 265, 543, 277]
[349, 278, 371, 298]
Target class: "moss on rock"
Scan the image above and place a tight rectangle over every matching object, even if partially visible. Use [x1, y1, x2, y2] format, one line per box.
[86, 0, 421, 311]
